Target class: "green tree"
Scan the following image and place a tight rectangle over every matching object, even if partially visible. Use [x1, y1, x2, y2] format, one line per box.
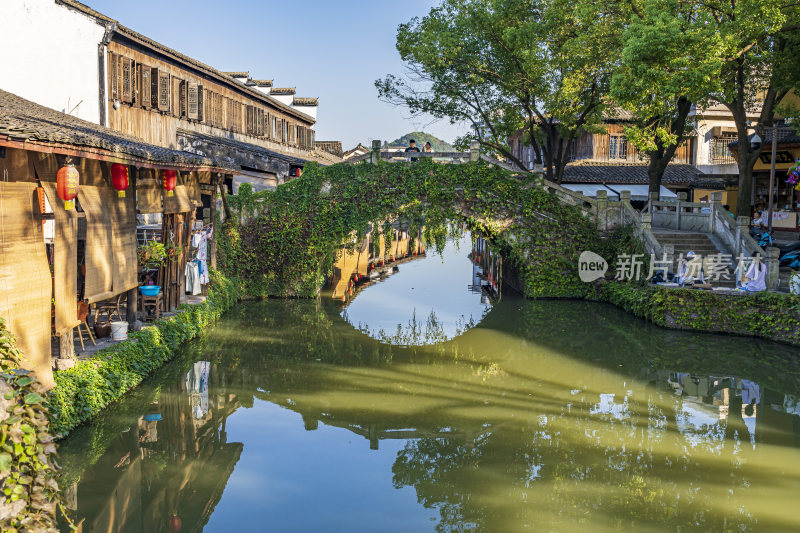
[610, 0, 716, 195]
[376, 0, 619, 182]
[683, 0, 800, 217]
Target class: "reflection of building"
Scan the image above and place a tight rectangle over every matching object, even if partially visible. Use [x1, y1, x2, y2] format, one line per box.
[469, 235, 502, 303]
[65, 361, 242, 533]
[330, 228, 425, 301]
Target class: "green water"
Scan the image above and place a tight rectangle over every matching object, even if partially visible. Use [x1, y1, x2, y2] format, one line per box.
[58, 237, 800, 533]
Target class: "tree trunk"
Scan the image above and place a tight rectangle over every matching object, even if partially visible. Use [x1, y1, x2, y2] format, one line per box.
[736, 148, 754, 218]
[647, 153, 666, 195]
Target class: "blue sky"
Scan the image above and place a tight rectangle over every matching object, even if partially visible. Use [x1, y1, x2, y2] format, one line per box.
[85, 0, 468, 149]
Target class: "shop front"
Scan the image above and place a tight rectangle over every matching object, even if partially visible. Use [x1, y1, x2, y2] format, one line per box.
[752, 142, 800, 232]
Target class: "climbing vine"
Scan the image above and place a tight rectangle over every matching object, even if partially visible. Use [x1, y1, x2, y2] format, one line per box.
[0, 319, 61, 532]
[220, 160, 610, 299]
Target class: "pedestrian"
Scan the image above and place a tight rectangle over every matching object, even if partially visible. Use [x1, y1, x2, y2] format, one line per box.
[423, 141, 432, 153]
[405, 139, 420, 162]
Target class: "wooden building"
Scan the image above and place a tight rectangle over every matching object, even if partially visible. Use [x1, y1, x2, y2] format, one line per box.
[1, 0, 343, 187]
[0, 88, 236, 387]
[508, 112, 722, 201]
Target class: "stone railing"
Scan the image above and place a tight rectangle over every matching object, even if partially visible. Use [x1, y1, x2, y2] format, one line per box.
[648, 192, 714, 232]
[646, 190, 778, 289]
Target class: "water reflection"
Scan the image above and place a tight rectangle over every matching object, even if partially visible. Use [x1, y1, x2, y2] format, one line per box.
[342, 232, 494, 344]
[58, 300, 800, 532]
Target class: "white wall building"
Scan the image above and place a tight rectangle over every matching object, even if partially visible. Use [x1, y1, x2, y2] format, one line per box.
[0, 0, 106, 124]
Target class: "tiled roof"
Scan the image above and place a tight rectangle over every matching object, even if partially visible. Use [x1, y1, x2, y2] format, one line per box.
[563, 162, 702, 185]
[177, 128, 338, 167]
[293, 97, 318, 106]
[247, 79, 273, 87]
[0, 89, 226, 169]
[270, 88, 296, 95]
[223, 71, 249, 78]
[56, 1, 315, 124]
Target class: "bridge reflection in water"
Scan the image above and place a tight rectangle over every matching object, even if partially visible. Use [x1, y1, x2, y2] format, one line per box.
[329, 228, 426, 301]
[57, 241, 800, 532]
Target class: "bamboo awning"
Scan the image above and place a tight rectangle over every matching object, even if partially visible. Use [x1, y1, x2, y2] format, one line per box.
[41, 183, 80, 336]
[0, 182, 54, 388]
[79, 185, 115, 304]
[164, 185, 193, 214]
[105, 183, 139, 294]
[137, 168, 162, 213]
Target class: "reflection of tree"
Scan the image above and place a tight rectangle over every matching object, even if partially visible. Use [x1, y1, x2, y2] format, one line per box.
[58, 295, 800, 533]
[351, 309, 481, 346]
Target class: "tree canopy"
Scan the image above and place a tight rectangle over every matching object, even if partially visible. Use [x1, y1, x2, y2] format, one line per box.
[379, 0, 800, 207]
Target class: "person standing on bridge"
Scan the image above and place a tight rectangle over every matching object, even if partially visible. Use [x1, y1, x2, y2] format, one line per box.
[405, 139, 420, 162]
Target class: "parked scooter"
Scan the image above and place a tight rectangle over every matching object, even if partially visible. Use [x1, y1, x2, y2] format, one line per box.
[754, 231, 773, 248]
[778, 241, 800, 266]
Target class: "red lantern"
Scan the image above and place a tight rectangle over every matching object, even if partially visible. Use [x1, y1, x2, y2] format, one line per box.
[111, 163, 129, 198]
[168, 514, 182, 532]
[162, 170, 177, 197]
[56, 163, 79, 211]
[295, 168, 301, 177]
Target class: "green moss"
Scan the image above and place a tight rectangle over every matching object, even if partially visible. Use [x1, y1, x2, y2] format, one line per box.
[220, 160, 607, 299]
[598, 283, 800, 347]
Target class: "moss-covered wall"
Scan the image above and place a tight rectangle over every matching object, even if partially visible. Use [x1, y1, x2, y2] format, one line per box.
[598, 283, 800, 347]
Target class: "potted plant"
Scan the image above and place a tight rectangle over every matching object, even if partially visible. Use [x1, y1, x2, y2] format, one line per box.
[138, 240, 166, 270]
[138, 240, 166, 296]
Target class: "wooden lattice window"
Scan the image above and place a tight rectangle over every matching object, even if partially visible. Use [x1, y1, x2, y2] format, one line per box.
[246, 105, 254, 135]
[139, 64, 151, 109]
[121, 57, 133, 103]
[108, 53, 119, 101]
[178, 80, 187, 118]
[194, 84, 202, 121]
[157, 71, 170, 111]
[215, 93, 223, 127]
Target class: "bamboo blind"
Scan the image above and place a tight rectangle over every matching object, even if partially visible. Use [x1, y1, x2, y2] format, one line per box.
[41, 183, 80, 335]
[181, 171, 202, 207]
[77, 158, 109, 187]
[79, 185, 114, 304]
[0, 148, 35, 180]
[136, 168, 163, 213]
[163, 184, 192, 214]
[102, 184, 139, 294]
[29, 151, 60, 182]
[0, 182, 54, 388]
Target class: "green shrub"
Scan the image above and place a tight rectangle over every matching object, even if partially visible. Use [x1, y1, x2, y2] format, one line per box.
[0, 319, 61, 532]
[599, 282, 800, 346]
[47, 270, 240, 436]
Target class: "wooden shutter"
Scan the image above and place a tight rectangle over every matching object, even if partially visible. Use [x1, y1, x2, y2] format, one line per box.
[140, 64, 151, 109]
[178, 80, 187, 118]
[157, 71, 170, 111]
[174, 77, 183, 117]
[121, 57, 133, 103]
[195, 84, 203, 121]
[109, 52, 119, 101]
[246, 105, 254, 135]
[151, 67, 159, 109]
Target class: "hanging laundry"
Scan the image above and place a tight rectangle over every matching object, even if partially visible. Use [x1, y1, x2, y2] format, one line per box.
[185, 261, 201, 295]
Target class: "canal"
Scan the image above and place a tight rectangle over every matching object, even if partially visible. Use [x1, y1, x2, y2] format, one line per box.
[58, 233, 800, 532]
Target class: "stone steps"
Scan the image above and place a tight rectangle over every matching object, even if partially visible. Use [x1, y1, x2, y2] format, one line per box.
[652, 231, 738, 287]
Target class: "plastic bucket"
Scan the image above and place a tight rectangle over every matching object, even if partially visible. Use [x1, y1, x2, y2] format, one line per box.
[110, 321, 128, 341]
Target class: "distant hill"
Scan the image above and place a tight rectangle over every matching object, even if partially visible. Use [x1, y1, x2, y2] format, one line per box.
[385, 132, 454, 152]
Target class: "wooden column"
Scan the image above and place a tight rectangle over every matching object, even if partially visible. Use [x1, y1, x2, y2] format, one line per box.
[59, 331, 74, 359]
[209, 185, 218, 270]
[126, 287, 138, 326]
